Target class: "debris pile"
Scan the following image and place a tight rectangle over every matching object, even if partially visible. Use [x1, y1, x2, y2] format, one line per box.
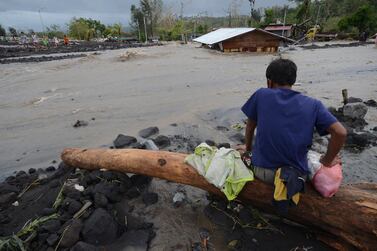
[0, 54, 88, 64]
[202, 196, 331, 251]
[117, 51, 144, 62]
[300, 41, 372, 50]
[0, 42, 162, 60]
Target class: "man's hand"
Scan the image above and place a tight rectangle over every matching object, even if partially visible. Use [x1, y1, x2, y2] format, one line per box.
[321, 122, 347, 167]
[235, 144, 246, 154]
[320, 155, 342, 167]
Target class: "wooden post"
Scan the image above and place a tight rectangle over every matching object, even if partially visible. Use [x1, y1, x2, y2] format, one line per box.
[342, 89, 348, 104]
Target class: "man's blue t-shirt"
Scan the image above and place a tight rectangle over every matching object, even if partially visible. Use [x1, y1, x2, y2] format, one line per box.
[241, 88, 337, 174]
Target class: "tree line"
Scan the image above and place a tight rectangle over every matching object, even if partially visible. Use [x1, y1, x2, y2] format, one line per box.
[1, 0, 376, 41]
[129, 0, 376, 41]
[287, 0, 377, 34]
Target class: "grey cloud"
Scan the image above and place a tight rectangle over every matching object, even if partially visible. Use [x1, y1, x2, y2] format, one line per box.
[0, 0, 132, 13]
[0, 0, 292, 30]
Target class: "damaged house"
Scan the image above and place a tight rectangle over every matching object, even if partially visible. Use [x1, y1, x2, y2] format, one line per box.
[193, 28, 294, 53]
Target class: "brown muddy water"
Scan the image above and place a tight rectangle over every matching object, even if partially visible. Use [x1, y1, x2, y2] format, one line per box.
[1, 42, 376, 182]
[0, 42, 376, 250]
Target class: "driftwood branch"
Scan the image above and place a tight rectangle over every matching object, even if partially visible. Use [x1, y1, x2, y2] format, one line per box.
[61, 148, 377, 251]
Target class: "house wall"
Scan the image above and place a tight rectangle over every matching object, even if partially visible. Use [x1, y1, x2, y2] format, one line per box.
[267, 29, 292, 38]
[221, 30, 280, 53]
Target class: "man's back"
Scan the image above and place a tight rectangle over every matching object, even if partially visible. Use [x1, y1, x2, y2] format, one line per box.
[242, 88, 336, 174]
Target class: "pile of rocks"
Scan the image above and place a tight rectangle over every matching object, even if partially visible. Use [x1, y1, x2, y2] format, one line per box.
[0, 42, 163, 61]
[113, 126, 170, 150]
[328, 98, 377, 150]
[0, 162, 156, 251]
[113, 125, 236, 154]
[202, 196, 331, 251]
[300, 42, 370, 50]
[0, 54, 87, 64]
[0, 165, 61, 213]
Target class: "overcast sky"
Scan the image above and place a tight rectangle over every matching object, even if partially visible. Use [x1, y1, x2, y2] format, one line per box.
[0, 0, 293, 31]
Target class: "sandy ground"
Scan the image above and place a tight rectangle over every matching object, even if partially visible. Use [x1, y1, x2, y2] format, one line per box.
[1, 42, 377, 250]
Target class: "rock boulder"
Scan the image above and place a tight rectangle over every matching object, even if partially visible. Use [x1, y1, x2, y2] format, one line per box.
[343, 103, 368, 119]
[113, 134, 137, 149]
[81, 208, 117, 245]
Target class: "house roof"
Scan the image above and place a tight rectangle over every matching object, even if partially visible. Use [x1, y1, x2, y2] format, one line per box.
[193, 28, 255, 45]
[265, 25, 293, 31]
[193, 28, 294, 45]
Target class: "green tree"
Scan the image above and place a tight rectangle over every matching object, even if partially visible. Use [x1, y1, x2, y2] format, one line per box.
[0, 24, 6, 37]
[131, 4, 145, 40]
[85, 18, 106, 37]
[113, 23, 122, 36]
[264, 9, 275, 25]
[322, 17, 342, 32]
[251, 9, 262, 23]
[203, 24, 209, 33]
[45, 24, 64, 38]
[338, 4, 377, 32]
[171, 20, 186, 40]
[140, 0, 163, 37]
[8, 27, 17, 37]
[86, 28, 96, 40]
[197, 24, 204, 34]
[296, 0, 311, 23]
[68, 18, 90, 40]
[68, 18, 107, 40]
[103, 27, 112, 38]
[103, 23, 123, 38]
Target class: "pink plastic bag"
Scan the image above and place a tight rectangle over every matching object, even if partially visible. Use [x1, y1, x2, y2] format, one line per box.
[312, 163, 343, 198]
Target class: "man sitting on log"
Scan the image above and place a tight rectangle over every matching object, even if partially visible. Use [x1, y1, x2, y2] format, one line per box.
[241, 58, 347, 184]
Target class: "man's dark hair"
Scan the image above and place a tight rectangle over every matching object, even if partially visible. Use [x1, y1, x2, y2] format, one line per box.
[266, 59, 297, 85]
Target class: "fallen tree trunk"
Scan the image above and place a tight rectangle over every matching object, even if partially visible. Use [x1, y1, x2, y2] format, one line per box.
[61, 148, 377, 251]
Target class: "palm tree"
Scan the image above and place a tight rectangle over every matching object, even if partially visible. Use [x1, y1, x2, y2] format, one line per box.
[113, 23, 122, 36]
[86, 28, 96, 41]
[296, 0, 311, 23]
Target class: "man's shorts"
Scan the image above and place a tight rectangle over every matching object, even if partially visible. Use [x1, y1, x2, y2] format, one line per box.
[252, 166, 308, 184]
[252, 166, 277, 184]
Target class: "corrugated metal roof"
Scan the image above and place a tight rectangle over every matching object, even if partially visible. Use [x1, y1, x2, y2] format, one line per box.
[193, 28, 255, 45]
[193, 28, 295, 45]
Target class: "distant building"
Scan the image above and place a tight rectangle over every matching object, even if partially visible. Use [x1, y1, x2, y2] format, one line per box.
[264, 24, 293, 38]
[193, 28, 294, 53]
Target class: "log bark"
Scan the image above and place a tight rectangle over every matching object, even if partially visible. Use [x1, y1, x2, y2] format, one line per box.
[61, 148, 377, 251]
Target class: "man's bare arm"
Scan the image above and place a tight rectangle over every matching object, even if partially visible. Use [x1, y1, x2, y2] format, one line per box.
[320, 122, 347, 167]
[245, 119, 257, 152]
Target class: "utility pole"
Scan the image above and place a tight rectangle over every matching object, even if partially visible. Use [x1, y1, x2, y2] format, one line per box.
[143, 16, 148, 43]
[282, 6, 287, 37]
[137, 20, 141, 42]
[315, 3, 321, 26]
[248, 0, 255, 25]
[228, 9, 232, 27]
[180, 1, 184, 19]
[38, 8, 46, 32]
[180, 1, 184, 43]
[193, 20, 196, 38]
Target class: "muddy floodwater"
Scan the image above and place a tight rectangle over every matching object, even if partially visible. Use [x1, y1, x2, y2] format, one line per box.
[1, 42, 376, 181]
[1, 42, 377, 250]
